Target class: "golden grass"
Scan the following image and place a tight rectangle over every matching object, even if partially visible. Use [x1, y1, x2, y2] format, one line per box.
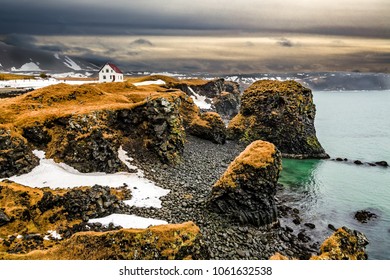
[0, 73, 34, 80]
[0, 222, 201, 260]
[0, 81, 186, 131]
[214, 140, 277, 188]
[0, 181, 81, 238]
[125, 75, 178, 84]
[310, 227, 366, 260]
[246, 79, 305, 94]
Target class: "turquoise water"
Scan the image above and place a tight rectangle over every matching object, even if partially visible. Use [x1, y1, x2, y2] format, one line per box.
[279, 90, 390, 260]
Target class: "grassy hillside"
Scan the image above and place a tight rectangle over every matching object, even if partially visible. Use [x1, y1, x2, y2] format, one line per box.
[0, 79, 188, 131]
[0, 73, 34, 80]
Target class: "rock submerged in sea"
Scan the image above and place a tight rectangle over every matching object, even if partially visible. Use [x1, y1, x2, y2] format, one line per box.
[354, 210, 378, 223]
[227, 80, 328, 159]
[311, 226, 369, 260]
[270, 226, 369, 260]
[208, 140, 282, 227]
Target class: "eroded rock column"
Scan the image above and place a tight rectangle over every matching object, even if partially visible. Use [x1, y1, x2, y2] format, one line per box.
[208, 140, 282, 227]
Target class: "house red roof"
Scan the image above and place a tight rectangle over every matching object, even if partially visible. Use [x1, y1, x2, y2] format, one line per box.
[99, 62, 123, 74]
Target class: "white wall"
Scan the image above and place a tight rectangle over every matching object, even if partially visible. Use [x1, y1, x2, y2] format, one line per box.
[98, 65, 123, 83]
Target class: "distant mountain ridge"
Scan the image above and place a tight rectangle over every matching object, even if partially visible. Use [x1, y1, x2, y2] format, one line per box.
[0, 42, 98, 73]
[133, 71, 390, 91]
[223, 72, 390, 91]
[1, 39, 389, 91]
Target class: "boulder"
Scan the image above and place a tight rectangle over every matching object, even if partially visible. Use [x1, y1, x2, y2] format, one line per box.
[311, 226, 369, 260]
[213, 91, 240, 119]
[188, 112, 227, 144]
[208, 140, 282, 227]
[228, 80, 328, 159]
[375, 161, 389, 167]
[354, 210, 378, 223]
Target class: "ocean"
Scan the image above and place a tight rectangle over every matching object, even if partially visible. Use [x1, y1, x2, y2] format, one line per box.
[279, 90, 390, 260]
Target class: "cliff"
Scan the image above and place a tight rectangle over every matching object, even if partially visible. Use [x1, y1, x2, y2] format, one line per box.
[166, 78, 241, 118]
[208, 140, 282, 227]
[0, 81, 197, 175]
[228, 80, 328, 158]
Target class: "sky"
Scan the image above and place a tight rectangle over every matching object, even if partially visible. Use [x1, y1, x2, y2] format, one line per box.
[1, 0, 390, 73]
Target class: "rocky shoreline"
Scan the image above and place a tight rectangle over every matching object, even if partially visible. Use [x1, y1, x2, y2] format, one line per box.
[124, 135, 328, 259]
[0, 77, 369, 259]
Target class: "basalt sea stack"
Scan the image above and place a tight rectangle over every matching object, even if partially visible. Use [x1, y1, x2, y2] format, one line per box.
[228, 80, 328, 159]
[208, 140, 282, 227]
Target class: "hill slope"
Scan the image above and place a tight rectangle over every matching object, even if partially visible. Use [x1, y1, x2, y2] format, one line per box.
[0, 42, 97, 73]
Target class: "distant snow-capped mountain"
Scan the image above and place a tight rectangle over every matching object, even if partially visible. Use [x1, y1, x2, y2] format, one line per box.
[131, 71, 390, 91]
[0, 42, 98, 73]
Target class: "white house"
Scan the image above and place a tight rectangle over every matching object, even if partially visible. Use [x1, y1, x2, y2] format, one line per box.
[98, 63, 124, 83]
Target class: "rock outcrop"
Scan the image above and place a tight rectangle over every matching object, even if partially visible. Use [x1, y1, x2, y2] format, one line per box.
[311, 227, 369, 260]
[0, 180, 138, 257]
[1, 221, 208, 260]
[0, 180, 131, 239]
[228, 80, 328, 159]
[115, 97, 185, 164]
[188, 112, 227, 144]
[213, 91, 241, 119]
[208, 140, 282, 227]
[270, 226, 369, 260]
[0, 128, 39, 178]
[168, 78, 241, 118]
[0, 82, 192, 175]
[45, 112, 126, 173]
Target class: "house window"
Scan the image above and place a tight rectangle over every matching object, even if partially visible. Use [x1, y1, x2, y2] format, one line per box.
[106, 69, 109, 73]
[110, 75, 112, 79]
[111, 70, 113, 73]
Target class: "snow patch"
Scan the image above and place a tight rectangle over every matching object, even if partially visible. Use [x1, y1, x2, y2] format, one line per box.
[54, 53, 60, 60]
[63, 56, 82, 71]
[2, 149, 169, 208]
[89, 214, 167, 229]
[44, 230, 62, 241]
[51, 72, 89, 79]
[133, 79, 166, 86]
[11, 62, 41, 72]
[188, 86, 211, 109]
[0, 77, 95, 89]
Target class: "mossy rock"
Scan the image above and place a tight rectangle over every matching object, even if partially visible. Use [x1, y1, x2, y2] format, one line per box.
[188, 112, 227, 144]
[311, 227, 369, 260]
[227, 80, 328, 159]
[208, 140, 282, 227]
[0, 222, 208, 260]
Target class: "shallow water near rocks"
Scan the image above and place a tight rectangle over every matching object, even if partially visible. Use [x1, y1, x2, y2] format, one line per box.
[279, 90, 390, 259]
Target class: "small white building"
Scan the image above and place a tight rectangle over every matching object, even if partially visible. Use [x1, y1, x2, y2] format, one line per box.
[98, 63, 124, 83]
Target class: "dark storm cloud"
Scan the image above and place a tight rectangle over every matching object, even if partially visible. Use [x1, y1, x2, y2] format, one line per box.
[1, 0, 389, 38]
[2, 34, 38, 48]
